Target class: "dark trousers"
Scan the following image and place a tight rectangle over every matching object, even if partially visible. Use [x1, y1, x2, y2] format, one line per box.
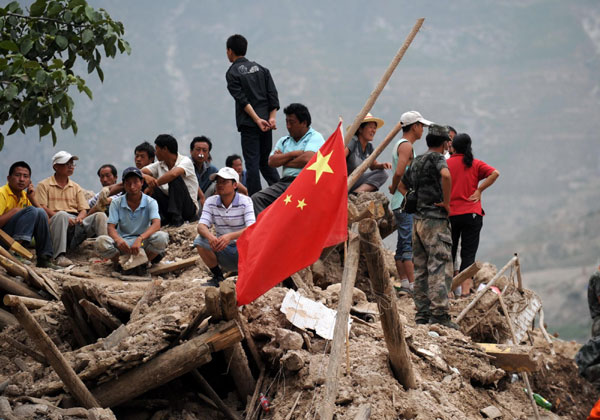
[251, 177, 295, 216]
[2, 206, 53, 259]
[152, 176, 197, 226]
[450, 213, 483, 272]
[240, 127, 280, 196]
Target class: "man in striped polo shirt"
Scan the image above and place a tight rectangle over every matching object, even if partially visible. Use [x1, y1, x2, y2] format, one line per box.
[194, 167, 256, 286]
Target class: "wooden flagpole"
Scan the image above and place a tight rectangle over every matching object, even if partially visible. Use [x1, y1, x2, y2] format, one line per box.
[344, 18, 425, 146]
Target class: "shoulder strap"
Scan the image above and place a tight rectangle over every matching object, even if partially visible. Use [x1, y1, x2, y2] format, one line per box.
[413, 153, 434, 194]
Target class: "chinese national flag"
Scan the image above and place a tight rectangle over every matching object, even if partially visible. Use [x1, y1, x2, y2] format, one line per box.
[236, 122, 348, 305]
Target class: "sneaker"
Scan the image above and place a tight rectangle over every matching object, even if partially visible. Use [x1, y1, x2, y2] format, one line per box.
[429, 315, 460, 330]
[202, 278, 221, 287]
[151, 252, 165, 265]
[415, 318, 429, 325]
[36, 256, 60, 270]
[55, 255, 73, 267]
[397, 287, 414, 297]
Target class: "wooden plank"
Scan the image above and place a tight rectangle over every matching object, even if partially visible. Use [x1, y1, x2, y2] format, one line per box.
[1, 333, 47, 364]
[3, 294, 48, 310]
[92, 320, 243, 408]
[0, 229, 33, 260]
[450, 261, 482, 291]
[9, 301, 100, 408]
[0, 272, 45, 300]
[0, 254, 29, 279]
[509, 292, 542, 345]
[148, 256, 199, 275]
[476, 343, 539, 373]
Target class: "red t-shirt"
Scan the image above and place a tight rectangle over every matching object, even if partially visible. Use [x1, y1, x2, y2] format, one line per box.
[447, 154, 495, 217]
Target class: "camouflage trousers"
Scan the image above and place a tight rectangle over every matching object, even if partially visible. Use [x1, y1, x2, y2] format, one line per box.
[412, 218, 453, 322]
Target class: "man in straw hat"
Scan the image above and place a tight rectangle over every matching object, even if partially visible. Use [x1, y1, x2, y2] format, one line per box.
[345, 112, 391, 193]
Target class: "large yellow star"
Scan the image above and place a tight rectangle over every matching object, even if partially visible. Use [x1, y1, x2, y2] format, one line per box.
[283, 194, 292, 205]
[307, 150, 334, 184]
[297, 198, 307, 210]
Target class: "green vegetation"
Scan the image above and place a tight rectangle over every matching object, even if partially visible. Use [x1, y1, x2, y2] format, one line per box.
[0, 0, 130, 150]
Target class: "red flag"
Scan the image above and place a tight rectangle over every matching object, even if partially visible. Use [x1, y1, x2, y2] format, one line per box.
[236, 122, 348, 305]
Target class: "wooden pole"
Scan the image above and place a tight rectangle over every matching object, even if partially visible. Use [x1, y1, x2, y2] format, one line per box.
[0, 229, 33, 260]
[0, 272, 45, 300]
[358, 218, 416, 389]
[3, 294, 48, 310]
[497, 292, 541, 420]
[320, 224, 360, 420]
[8, 301, 100, 408]
[0, 254, 29, 279]
[537, 308, 556, 356]
[514, 253, 524, 292]
[1, 333, 47, 364]
[347, 121, 402, 190]
[343, 18, 425, 145]
[450, 261, 482, 292]
[191, 370, 241, 420]
[455, 256, 518, 323]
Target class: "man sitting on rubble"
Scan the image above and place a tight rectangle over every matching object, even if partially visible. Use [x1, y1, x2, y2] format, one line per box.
[95, 167, 168, 274]
[134, 141, 155, 169]
[0, 162, 54, 268]
[194, 167, 255, 286]
[399, 124, 458, 329]
[88, 164, 122, 215]
[252, 103, 324, 215]
[36, 151, 108, 267]
[141, 134, 199, 227]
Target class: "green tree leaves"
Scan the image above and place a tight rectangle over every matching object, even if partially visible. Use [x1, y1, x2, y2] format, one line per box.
[0, 0, 131, 150]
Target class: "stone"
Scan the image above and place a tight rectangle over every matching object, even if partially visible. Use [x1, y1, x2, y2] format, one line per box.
[275, 328, 304, 350]
[480, 405, 503, 418]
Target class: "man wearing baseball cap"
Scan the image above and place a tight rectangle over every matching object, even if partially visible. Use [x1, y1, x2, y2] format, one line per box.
[389, 111, 433, 294]
[36, 151, 108, 267]
[95, 167, 168, 273]
[194, 167, 256, 286]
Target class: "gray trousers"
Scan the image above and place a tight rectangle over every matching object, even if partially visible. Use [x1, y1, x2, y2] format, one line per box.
[49, 211, 108, 258]
[349, 169, 388, 193]
[95, 232, 169, 259]
[251, 177, 295, 216]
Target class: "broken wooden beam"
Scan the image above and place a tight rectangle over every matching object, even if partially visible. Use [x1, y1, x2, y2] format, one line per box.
[0, 229, 33, 260]
[359, 218, 416, 389]
[476, 343, 539, 373]
[450, 261, 482, 292]
[79, 299, 122, 333]
[0, 272, 46, 300]
[321, 224, 360, 420]
[8, 300, 100, 408]
[3, 294, 48, 310]
[60, 286, 96, 347]
[148, 255, 199, 275]
[290, 272, 315, 299]
[1, 333, 47, 364]
[0, 254, 29, 279]
[92, 320, 243, 408]
[191, 370, 241, 420]
[204, 286, 222, 322]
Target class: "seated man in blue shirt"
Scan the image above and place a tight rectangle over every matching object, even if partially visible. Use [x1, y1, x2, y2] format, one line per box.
[95, 167, 169, 273]
[251, 103, 325, 215]
[194, 167, 256, 286]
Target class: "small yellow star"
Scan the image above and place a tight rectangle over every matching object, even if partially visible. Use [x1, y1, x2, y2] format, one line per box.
[307, 150, 334, 183]
[297, 198, 307, 210]
[283, 194, 292, 205]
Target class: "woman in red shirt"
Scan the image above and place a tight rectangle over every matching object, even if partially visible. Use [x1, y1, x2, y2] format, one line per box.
[447, 134, 500, 296]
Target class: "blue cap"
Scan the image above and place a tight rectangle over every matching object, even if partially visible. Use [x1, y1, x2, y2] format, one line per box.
[122, 166, 143, 181]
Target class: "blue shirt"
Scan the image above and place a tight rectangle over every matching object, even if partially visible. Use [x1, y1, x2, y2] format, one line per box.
[194, 161, 218, 193]
[199, 192, 255, 238]
[271, 127, 325, 178]
[107, 193, 160, 241]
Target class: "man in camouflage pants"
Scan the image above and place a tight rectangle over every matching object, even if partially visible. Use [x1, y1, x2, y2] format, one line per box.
[400, 124, 458, 329]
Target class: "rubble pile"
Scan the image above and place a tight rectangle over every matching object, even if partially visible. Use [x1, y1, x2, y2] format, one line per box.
[0, 220, 596, 419]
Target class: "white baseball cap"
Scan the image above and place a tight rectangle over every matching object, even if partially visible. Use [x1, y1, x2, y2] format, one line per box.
[400, 111, 433, 127]
[52, 151, 79, 165]
[210, 167, 239, 183]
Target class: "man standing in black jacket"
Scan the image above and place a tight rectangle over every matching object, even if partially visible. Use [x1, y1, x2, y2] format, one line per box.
[226, 34, 280, 196]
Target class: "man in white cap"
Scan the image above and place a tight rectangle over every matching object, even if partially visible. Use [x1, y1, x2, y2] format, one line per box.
[388, 111, 433, 294]
[36, 151, 108, 267]
[194, 167, 256, 286]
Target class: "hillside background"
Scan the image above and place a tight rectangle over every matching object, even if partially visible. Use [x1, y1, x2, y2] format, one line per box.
[1, 0, 599, 341]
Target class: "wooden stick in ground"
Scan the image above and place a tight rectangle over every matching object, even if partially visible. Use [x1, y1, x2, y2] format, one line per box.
[347, 121, 402, 190]
[450, 261, 482, 292]
[497, 290, 541, 420]
[515, 253, 524, 292]
[284, 391, 303, 420]
[359, 218, 416, 389]
[1, 333, 47, 364]
[320, 224, 361, 420]
[191, 370, 241, 420]
[537, 308, 556, 356]
[244, 368, 265, 420]
[24, 266, 60, 299]
[3, 294, 48, 310]
[8, 300, 100, 408]
[0, 272, 46, 300]
[455, 256, 518, 323]
[344, 18, 425, 145]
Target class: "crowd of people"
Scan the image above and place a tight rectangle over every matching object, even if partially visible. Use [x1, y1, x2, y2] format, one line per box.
[0, 34, 500, 326]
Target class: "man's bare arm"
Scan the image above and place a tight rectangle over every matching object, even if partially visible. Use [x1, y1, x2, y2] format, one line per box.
[268, 150, 302, 168]
[285, 151, 315, 168]
[389, 142, 413, 194]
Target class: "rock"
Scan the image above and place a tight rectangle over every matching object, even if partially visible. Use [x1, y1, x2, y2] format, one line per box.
[4, 384, 20, 396]
[281, 350, 305, 371]
[335, 390, 353, 405]
[480, 405, 502, 418]
[275, 328, 304, 350]
[13, 403, 49, 417]
[326, 284, 367, 305]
